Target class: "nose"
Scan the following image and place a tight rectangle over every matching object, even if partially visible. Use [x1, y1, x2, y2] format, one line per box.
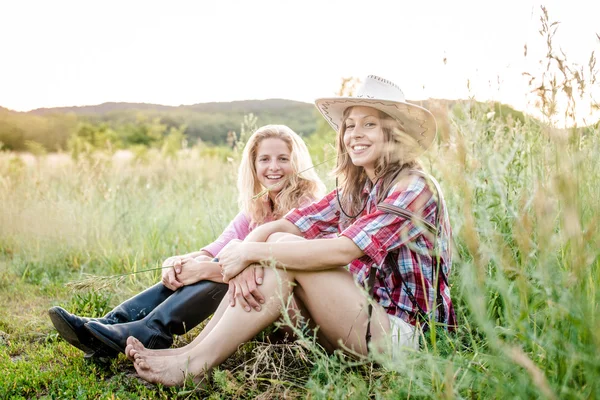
[268, 159, 280, 171]
[349, 126, 364, 138]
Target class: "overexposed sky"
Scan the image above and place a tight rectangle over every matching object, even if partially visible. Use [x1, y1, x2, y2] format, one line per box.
[0, 0, 598, 120]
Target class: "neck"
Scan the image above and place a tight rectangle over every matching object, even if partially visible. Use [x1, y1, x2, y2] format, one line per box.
[267, 193, 276, 210]
[365, 167, 376, 183]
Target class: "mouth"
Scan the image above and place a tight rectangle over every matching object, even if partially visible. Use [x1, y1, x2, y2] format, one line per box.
[350, 144, 371, 154]
[265, 174, 284, 181]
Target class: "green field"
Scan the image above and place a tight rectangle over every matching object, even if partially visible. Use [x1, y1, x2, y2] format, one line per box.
[0, 98, 599, 399]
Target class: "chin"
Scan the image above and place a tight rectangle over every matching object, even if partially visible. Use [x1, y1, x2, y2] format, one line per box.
[350, 158, 367, 167]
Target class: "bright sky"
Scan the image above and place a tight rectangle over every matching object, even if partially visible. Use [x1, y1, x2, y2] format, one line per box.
[1, 0, 598, 123]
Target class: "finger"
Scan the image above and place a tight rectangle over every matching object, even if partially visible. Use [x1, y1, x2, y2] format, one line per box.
[248, 278, 265, 305]
[227, 282, 236, 307]
[181, 256, 193, 265]
[235, 282, 251, 312]
[174, 258, 182, 273]
[169, 274, 183, 289]
[240, 280, 261, 311]
[165, 269, 175, 281]
[161, 276, 174, 291]
[255, 266, 264, 285]
[222, 267, 231, 283]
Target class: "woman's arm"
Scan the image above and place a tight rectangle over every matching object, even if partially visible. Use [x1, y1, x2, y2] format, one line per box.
[219, 235, 363, 281]
[243, 219, 302, 243]
[184, 250, 214, 260]
[176, 259, 224, 285]
[247, 236, 362, 270]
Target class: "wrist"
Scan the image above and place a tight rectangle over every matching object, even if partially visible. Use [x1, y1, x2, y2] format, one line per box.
[242, 242, 257, 265]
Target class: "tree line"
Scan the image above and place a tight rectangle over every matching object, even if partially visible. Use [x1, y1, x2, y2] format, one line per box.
[0, 100, 318, 152]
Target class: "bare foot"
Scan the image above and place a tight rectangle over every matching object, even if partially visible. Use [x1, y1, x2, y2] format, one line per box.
[125, 337, 144, 361]
[132, 351, 206, 387]
[125, 336, 189, 360]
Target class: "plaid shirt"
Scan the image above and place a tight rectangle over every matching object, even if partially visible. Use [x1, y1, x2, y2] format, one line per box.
[284, 174, 455, 328]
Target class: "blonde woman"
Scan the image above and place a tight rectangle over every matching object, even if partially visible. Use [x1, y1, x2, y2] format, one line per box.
[49, 125, 325, 357]
[126, 75, 455, 387]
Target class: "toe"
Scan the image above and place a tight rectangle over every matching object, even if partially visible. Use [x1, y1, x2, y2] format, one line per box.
[124, 345, 134, 361]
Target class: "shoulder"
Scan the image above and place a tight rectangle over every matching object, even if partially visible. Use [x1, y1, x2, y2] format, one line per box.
[385, 172, 430, 199]
[382, 172, 436, 211]
[232, 211, 251, 225]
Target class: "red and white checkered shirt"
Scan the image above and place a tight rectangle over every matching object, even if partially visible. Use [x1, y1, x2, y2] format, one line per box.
[284, 173, 455, 328]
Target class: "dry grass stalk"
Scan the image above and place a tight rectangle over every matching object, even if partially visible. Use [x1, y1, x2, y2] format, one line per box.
[65, 266, 164, 291]
[219, 340, 313, 398]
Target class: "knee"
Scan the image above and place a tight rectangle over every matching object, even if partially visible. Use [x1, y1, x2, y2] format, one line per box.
[260, 266, 295, 292]
[266, 232, 303, 243]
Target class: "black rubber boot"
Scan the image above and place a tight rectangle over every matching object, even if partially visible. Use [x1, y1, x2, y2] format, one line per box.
[85, 280, 228, 353]
[48, 283, 173, 357]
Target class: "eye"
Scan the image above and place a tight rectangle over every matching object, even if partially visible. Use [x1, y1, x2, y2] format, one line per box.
[345, 123, 355, 130]
[279, 157, 289, 162]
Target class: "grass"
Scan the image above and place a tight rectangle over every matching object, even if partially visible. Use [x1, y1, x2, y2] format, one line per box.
[1, 101, 599, 398]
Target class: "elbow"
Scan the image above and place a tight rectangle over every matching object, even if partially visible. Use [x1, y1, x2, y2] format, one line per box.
[335, 237, 363, 266]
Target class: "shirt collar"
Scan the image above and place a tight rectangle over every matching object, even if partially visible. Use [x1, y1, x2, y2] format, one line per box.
[362, 178, 383, 198]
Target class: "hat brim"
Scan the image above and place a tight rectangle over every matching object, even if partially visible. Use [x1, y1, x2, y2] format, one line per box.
[314, 97, 437, 153]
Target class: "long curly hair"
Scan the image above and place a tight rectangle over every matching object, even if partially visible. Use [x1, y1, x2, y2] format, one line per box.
[333, 107, 422, 217]
[238, 124, 326, 226]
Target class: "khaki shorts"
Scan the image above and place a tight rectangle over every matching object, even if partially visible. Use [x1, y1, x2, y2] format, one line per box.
[388, 314, 419, 358]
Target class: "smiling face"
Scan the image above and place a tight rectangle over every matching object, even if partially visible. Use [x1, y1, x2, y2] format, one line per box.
[342, 106, 385, 181]
[254, 137, 294, 197]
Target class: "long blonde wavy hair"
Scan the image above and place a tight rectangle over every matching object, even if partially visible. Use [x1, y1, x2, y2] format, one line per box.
[333, 107, 422, 217]
[238, 124, 326, 226]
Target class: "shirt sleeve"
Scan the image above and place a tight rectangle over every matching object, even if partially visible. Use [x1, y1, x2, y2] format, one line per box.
[284, 190, 340, 239]
[340, 175, 437, 266]
[201, 212, 251, 257]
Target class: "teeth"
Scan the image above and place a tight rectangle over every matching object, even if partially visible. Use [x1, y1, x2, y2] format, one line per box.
[267, 175, 282, 179]
[353, 145, 368, 151]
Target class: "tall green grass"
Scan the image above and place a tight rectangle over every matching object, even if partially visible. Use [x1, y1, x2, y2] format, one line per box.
[0, 103, 598, 397]
[0, 150, 239, 288]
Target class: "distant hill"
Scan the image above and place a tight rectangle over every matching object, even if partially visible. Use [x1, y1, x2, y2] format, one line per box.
[28, 102, 178, 116]
[27, 99, 315, 116]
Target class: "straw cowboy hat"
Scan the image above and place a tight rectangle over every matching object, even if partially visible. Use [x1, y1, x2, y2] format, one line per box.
[315, 75, 437, 153]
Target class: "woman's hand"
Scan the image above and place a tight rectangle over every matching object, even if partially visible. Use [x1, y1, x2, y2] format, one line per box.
[227, 265, 265, 312]
[175, 257, 210, 286]
[161, 256, 183, 291]
[162, 256, 183, 291]
[219, 239, 250, 282]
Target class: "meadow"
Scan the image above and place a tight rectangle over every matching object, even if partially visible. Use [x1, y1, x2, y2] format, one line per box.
[0, 92, 599, 399]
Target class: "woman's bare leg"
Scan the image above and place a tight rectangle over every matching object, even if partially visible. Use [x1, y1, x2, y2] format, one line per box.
[129, 267, 294, 386]
[261, 233, 388, 355]
[292, 268, 391, 356]
[274, 286, 336, 353]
